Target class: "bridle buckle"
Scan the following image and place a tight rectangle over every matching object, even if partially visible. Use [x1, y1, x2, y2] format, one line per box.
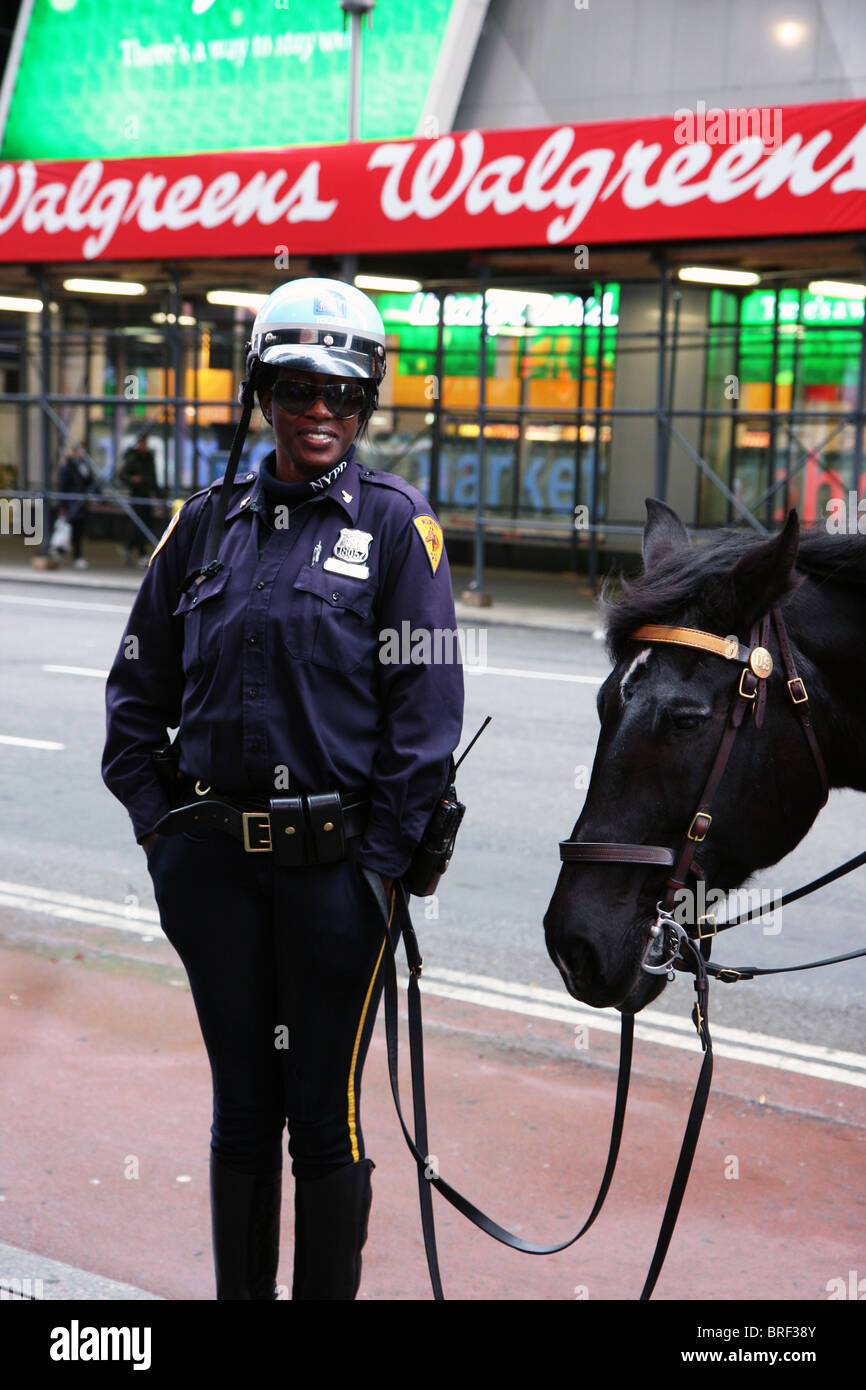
[787, 677, 808, 704]
[696, 914, 717, 939]
[687, 811, 712, 842]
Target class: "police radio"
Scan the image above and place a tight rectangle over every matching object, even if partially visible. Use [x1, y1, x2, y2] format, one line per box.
[402, 717, 491, 897]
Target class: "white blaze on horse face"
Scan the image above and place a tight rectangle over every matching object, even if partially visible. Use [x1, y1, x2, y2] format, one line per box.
[619, 646, 652, 701]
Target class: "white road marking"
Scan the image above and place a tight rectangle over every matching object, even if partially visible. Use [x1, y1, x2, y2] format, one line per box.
[42, 665, 110, 678]
[417, 966, 866, 1088]
[1, 881, 863, 1086]
[0, 735, 65, 750]
[0, 594, 129, 614]
[466, 665, 603, 685]
[0, 881, 161, 936]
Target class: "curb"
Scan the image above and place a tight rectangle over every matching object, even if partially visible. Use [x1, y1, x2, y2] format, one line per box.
[0, 1242, 162, 1301]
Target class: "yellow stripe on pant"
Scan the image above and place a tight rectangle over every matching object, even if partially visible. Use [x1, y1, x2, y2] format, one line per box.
[346, 887, 395, 1161]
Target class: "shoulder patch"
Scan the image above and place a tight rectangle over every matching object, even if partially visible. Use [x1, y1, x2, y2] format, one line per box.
[148, 506, 182, 566]
[412, 514, 444, 575]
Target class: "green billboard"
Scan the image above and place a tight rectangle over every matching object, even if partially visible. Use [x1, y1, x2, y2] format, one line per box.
[1, 0, 456, 160]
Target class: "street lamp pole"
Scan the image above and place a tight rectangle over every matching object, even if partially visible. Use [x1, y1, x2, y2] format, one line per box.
[339, 0, 375, 284]
[463, 266, 492, 607]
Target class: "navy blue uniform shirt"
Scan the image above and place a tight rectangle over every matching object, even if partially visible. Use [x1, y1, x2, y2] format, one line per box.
[102, 447, 465, 878]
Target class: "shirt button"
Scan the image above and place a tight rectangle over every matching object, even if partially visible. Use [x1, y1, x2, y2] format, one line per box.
[249, 635, 257, 643]
[248, 688, 257, 697]
[256, 582, 265, 590]
[331, 591, 340, 601]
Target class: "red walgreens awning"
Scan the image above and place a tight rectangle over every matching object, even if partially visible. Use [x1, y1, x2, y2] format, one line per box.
[0, 100, 864, 264]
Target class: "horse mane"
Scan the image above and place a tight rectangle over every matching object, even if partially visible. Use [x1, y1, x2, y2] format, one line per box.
[602, 526, 866, 662]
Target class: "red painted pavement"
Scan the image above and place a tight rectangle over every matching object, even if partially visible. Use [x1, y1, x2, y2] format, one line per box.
[0, 941, 863, 1302]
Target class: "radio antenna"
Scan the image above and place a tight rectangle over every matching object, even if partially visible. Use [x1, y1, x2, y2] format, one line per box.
[454, 715, 492, 773]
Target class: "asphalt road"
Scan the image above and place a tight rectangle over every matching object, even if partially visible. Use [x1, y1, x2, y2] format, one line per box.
[1, 575, 865, 1055]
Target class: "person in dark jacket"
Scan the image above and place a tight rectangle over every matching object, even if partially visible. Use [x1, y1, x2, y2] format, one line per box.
[102, 278, 464, 1300]
[119, 433, 160, 566]
[56, 444, 94, 568]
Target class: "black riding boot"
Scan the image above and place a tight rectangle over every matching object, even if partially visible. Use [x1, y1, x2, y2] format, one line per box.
[292, 1159, 374, 1300]
[210, 1153, 282, 1300]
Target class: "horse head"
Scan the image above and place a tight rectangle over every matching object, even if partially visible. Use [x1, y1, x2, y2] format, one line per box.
[545, 499, 865, 1014]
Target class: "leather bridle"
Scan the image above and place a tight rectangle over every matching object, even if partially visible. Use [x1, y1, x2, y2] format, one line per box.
[559, 604, 830, 982]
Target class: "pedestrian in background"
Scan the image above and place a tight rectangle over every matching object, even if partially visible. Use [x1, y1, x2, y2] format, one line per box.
[119, 432, 160, 566]
[55, 443, 94, 569]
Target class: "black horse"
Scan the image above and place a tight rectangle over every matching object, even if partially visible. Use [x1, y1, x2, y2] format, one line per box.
[545, 498, 866, 1013]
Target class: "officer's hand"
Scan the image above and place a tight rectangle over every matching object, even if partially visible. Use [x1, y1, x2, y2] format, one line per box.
[141, 832, 159, 855]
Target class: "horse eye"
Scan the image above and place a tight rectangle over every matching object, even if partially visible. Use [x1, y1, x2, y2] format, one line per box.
[669, 708, 709, 732]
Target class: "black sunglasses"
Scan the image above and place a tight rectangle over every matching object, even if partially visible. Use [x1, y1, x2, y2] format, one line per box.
[270, 377, 370, 420]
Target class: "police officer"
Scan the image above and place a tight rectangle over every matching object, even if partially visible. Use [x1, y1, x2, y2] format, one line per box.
[102, 279, 465, 1300]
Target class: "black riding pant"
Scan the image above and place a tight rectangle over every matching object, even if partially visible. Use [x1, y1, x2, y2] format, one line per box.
[146, 829, 390, 1180]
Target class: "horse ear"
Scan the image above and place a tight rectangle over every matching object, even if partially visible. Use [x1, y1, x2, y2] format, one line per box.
[642, 498, 690, 569]
[727, 511, 801, 629]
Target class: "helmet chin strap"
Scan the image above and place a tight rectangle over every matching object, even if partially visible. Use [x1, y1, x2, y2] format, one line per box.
[179, 376, 256, 593]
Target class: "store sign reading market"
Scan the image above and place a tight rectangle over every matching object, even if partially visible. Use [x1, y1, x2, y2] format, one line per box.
[0, 100, 864, 262]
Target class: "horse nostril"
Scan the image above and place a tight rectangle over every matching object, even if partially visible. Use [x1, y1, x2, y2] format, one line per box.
[562, 938, 599, 991]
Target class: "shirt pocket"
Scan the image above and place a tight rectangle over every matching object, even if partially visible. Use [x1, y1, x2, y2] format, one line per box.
[172, 566, 231, 676]
[284, 563, 374, 674]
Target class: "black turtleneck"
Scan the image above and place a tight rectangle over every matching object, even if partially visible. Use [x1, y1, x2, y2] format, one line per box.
[253, 449, 353, 547]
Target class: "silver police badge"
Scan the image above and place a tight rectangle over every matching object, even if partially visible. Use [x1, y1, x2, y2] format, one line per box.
[323, 528, 373, 580]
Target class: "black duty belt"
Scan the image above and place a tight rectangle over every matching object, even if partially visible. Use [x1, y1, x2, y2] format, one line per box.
[155, 790, 370, 867]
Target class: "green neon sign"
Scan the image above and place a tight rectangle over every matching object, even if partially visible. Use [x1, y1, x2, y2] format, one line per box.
[375, 287, 621, 377]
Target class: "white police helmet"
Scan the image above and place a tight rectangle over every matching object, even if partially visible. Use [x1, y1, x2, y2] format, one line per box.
[248, 277, 387, 384]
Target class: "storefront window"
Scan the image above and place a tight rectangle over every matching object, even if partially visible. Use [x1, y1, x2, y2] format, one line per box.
[364, 285, 620, 537]
[699, 287, 865, 528]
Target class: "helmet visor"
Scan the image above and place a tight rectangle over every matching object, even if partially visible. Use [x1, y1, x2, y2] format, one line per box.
[257, 326, 385, 381]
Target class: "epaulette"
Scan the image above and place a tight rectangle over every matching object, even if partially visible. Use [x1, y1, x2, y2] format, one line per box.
[357, 467, 429, 512]
[204, 469, 258, 495]
[148, 471, 255, 567]
[175, 470, 257, 511]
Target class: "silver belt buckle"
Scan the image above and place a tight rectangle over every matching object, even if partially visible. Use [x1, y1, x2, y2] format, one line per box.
[242, 811, 272, 852]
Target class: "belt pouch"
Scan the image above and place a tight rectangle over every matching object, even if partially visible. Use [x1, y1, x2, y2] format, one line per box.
[307, 792, 347, 864]
[269, 797, 308, 867]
